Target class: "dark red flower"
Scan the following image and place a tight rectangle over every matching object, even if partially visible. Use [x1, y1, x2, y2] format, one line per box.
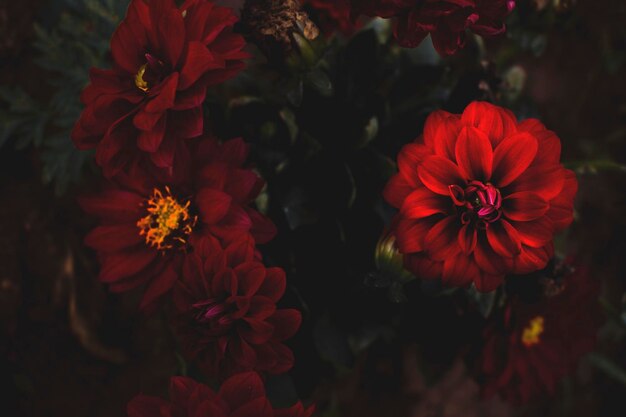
[478, 264, 601, 404]
[127, 373, 314, 417]
[303, 0, 361, 36]
[80, 137, 276, 309]
[72, 0, 249, 177]
[173, 235, 301, 378]
[351, 0, 514, 55]
[383, 101, 577, 291]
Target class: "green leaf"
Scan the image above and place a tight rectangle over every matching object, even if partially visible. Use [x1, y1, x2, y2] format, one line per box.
[587, 352, 626, 387]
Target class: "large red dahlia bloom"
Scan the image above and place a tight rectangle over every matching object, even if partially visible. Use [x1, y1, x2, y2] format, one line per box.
[351, 0, 515, 55]
[72, 0, 248, 177]
[173, 235, 301, 378]
[127, 373, 314, 417]
[80, 137, 276, 309]
[479, 264, 600, 404]
[383, 101, 577, 291]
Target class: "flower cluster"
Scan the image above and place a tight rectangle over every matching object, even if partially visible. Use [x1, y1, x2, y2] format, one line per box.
[72, 0, 249, 177]
[352, 0, 515, 54]
[75, 0, 310, 411]
[384, 101, 577, 291]
[127, 373, 314, 417]
[303, 0, 514, 55]
[479, 263, 601, 403]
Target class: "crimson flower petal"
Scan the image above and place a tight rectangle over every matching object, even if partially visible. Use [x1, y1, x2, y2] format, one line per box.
[455, 126, 493, 181]
[418, 155, 465, 195]
[492, 132, 538, 187]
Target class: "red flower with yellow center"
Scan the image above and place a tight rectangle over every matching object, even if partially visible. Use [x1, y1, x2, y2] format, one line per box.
[174, 236, 302, 379]
[72, 0, 249, 177]
[384, 101, 577, 291]
[127, 373, 314, 417]
[80, 137, 276, 309]
[351, 0, 515, 55]
[479, 264, 601, 404]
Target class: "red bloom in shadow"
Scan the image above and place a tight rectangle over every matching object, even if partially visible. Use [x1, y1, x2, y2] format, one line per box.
[127, 373, 314, 417]
[304, 0, 361, 36]
[80, 137, 276, 309]
[352, 0, 514, 55]
[384, 101, 577, 291]
[478, 264, 601, 404]
[72, 0, 249, 177]
[173, 235, 301, 379]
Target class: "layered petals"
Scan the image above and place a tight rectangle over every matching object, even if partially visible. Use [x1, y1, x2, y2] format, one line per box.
[127, 374, 314, 417]
[72, 0, 249, 177]
[352, 0, 514, 55]
[173, 236, 301, 379]
[384, 101, 577, 291]
[80, 137, 275, 309]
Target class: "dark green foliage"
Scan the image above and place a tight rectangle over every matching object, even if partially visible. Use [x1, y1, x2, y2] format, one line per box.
[0, 0, 128, 194]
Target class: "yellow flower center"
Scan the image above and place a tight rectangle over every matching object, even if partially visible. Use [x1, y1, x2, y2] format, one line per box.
[135, 64, 149, 92]
[136, 187, 196, 250]
[521, 316, 545, 347]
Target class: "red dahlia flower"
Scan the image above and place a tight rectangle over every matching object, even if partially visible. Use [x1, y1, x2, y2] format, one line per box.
[351, 0, 515, 55]
[173, 235, 301, 378]
[383, 101, 577, 291]
[72, 0, 248, 177]
[303, 0, 360, 36]
[127, 373, 314, 417]
[80, 137, 276, 309]
[479, 264, 600, 404]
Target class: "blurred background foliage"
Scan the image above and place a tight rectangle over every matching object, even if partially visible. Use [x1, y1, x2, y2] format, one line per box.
[1, 0, 626, 416]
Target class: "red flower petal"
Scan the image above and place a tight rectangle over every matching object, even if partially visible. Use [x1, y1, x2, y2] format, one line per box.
[425, 216, 461, 261]
[404, 253, 443, 280]
[418, 155, 465, 195]
[511, 217, 554, 248]
[518, 119, 562, 165]
[79, 190, 144, 221]
[145, 73, 179, 113]
[397, 143, 431, 187]
[139, 263, 179, 310]
[383, 174, 415, 208]
[486, 219, 522, 257]
[155, 4, 185, 67]
[85, 225, 143, 252]
[196, 188, 233, 224]
[137, 115, 166, 152]
[492, 132, 538, 187]
[512, 244, 552, 274]
[400, 187, 449, 219]
[546, 169, 578, 231]
[458, 222, 477, 254]
[110, 18, 147, 75]
[257, 267, 287, 302]
[502, 192, 549, 221]
[395, 217, 438, 254]
[99, 249, 156, 283]
[231, 397, 274, 417]
[267, 309, 302, 341]
[442, 254, 477, 287]
[179, 41, 224, 90]
[505, 164, 566, 201]
[460, 101, 517, 147]
[234, 263, 266, 296]
[423, 110, 460, 161]
[127, 395, 169, 417]
[247, 209, 277, 244]
[473, 271, 504, 292]
[455, 126, 493, 181]
[218, 372, 266, 409]
[474, 236, 511, 275]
